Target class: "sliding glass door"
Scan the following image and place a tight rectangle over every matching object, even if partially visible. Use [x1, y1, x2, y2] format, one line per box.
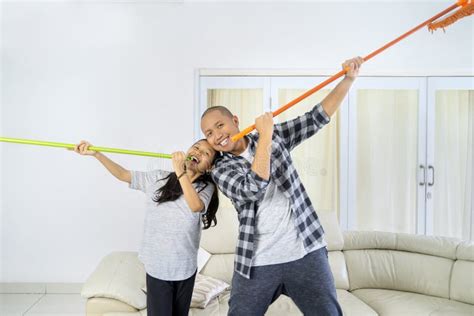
[427, 77, 474, 240]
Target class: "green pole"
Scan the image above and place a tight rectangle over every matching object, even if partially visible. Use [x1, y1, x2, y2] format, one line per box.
[0, 137, 174, 159]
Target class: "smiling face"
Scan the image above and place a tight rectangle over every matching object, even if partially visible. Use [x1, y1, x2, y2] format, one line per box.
[200, 107, 241, 153]
[185, 139, 216, 174]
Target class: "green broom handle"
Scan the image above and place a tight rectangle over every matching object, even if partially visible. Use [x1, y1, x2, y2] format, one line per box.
[0, 137, 175, 159]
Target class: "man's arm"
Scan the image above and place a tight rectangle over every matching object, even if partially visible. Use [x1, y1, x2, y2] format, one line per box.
[212, 112, 274, 205]
[251, 112, 273, 181]
[321, 56, 363, 116]
[212, 165, 269, 205]
[274, 57, 363, 151]
[321, 77, 354, 117]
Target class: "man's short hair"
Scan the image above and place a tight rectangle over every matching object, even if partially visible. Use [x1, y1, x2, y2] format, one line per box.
[201, 106, 234, 119]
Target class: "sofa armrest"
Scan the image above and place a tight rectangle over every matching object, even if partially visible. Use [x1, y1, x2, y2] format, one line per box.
[81, 252, 146, 310]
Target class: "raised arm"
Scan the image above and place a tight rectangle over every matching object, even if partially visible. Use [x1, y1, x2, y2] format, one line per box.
[321, 57, 363, 116]
[171, 151, 208, 212]
[74, 140, 131, 184]
[274, 56, 363, 150]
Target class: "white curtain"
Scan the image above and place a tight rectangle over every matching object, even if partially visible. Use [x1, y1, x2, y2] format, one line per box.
[278, 89, 340, 217]
[207, 88, 339, 216]
[207, 89, 263, 208]
[434, 90, 473, 240]
[355, 90, 418, 233]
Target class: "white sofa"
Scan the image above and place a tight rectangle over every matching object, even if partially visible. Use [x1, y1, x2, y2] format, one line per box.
[82, 207, 474, 316]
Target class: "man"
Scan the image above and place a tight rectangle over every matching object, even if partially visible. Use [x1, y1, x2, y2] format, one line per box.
[200, 57, 363, 315]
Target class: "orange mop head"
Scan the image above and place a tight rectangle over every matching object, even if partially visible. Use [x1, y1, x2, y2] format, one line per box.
[428, 0, 474, 32]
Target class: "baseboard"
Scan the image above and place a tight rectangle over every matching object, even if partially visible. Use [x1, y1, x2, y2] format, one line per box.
[0, 283, 83, 294]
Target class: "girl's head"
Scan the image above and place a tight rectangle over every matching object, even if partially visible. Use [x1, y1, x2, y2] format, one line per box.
[184, 139, 217, 176]
[153, 139, 220, 229]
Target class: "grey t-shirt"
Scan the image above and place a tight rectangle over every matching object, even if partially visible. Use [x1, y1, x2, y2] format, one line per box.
[130, 169, 215, 281]
[239, 144, 317, 267]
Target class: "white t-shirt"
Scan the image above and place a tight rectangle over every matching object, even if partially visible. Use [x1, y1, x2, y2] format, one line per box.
[239, 144, 313, 266]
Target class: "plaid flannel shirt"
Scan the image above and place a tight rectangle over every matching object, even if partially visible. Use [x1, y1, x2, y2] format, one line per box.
[211, 103, 331, 279]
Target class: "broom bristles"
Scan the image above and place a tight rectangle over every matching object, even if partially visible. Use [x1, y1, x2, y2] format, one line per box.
[428, 2, 474, 32]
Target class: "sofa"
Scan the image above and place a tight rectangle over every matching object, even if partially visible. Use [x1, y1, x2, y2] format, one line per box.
[81, 207, 474, 315]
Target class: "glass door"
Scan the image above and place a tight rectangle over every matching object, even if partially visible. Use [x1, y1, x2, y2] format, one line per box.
[427, 77, 474, 240]
[347, 77, 427, 234]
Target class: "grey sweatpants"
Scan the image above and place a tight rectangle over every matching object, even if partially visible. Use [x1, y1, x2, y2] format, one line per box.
[228, 247, 343, 316]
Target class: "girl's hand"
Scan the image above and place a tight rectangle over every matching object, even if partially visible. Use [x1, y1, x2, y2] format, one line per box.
[74, 140, 97, 156]
[172, 151, 187, 175]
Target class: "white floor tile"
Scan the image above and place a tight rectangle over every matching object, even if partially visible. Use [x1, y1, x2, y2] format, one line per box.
[25, 294, 86, 315]
[0, 294, 44, 316]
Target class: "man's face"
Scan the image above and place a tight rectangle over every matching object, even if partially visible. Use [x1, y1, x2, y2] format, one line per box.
[201, 109, 240, 153]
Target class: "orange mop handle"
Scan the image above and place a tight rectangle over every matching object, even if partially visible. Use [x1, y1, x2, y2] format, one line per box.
[231, 1, 462, 142]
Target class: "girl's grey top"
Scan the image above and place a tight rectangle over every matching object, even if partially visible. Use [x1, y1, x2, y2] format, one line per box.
[130, 169, 214, 281]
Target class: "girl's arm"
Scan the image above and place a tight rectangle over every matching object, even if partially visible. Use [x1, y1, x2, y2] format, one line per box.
[74, 141, 131, 184]
[172, 152, 206, 213]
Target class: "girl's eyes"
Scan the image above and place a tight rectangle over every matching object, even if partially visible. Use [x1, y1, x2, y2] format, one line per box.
[218, 124, 223, 128]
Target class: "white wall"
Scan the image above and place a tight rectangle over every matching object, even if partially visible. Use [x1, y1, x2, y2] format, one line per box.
[1, 1, 472, 282]
[0, 0, 3, 283]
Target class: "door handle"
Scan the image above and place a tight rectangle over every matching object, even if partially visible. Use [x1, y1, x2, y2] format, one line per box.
[428, 165, 435, 186]
[419, 165, 426, 186]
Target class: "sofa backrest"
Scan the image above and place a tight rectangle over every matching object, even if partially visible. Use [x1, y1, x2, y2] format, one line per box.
[342, 231, 467, 300]
[199, 207, 348, 288]
[451, 241, 474, 304]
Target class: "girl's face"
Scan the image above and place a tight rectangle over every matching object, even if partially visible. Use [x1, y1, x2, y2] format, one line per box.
[185, 140, 216, 174]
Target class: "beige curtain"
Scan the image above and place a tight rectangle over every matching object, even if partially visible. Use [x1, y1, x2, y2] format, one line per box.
[434, 90, 473, 240]
[207, 89, 263, 208]
[278, 89, 340, 217]
[356, 90, 418, 233]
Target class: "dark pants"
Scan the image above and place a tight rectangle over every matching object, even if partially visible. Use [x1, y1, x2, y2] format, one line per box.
[229, 247, 343, 316]
[146, 271, 197, 316]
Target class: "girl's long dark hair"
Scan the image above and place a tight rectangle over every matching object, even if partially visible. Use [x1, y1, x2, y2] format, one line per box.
[152, 147, 219, 230]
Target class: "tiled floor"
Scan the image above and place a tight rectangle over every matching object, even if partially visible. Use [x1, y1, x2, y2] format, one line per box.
[0, 294, 86, 316]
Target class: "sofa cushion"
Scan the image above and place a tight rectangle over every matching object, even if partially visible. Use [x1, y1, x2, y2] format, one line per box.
[456, 240, 474, 261]
[200, 251, 348, 291]
[450, 260, 474, 305]
[344, 231, 397, 250]
[200, 254, 235, 285]
[200, 207, 344, 255]
[191, 289, 378, 316]
[328, 251, 350, 290]
[190, 291, 230, 315]
[86, 297, 139, 315]
[344, 250, 453, 298]
[82, 252, 146, 310]
[200, 207, 239, 254]
[343, 231, 460, 260]
[191, 274, 230, 309]
[318, 210, 345, 251]
[103, 313, 143, 316]
[396, 233, 459, 259]
[352, 289, 474, 316]
[337, 290, 378, 316]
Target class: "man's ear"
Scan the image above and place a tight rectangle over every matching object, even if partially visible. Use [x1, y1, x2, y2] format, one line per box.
[232, 115, 239, 127]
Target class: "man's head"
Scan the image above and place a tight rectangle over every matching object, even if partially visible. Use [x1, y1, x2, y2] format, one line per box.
[200, 106, 241, 153]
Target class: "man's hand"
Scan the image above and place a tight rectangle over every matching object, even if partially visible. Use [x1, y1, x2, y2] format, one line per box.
[343, 56, 364, 80]
[255, 112, 274, 140]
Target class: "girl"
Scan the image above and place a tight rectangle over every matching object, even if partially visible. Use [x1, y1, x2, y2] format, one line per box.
[74, 139, 219, 316]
